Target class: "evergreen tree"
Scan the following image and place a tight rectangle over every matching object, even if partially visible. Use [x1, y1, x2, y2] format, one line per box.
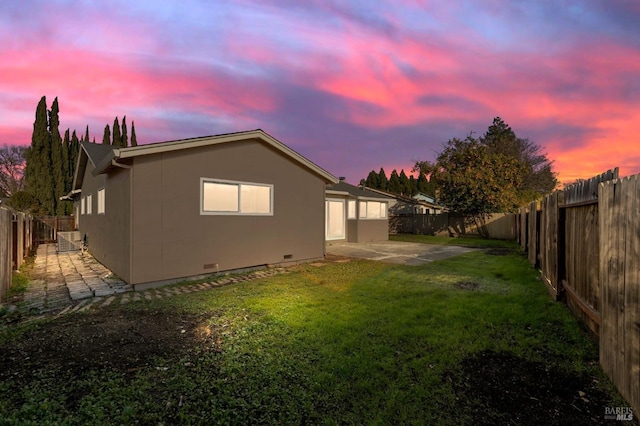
[417, 173, 431, 195]
[121, 116, 128, 147]
[409, 175, 418, 196]
[64, 129, 73, 184]
[364, 170, 379, 188]
[378, 168, 388, 191]
[24, 96, 54, 215]
[112, 117, 122, 147]
[130, 120, 138, 146]
[102, 124, 111, 145]
[50, 98, 66, 215]
[62, 129, 71, 202]
[70, 130, 80, 180]
[399, 169, 411, 195]
[388, 169, 402, 194]
[84, 125, 90, 143]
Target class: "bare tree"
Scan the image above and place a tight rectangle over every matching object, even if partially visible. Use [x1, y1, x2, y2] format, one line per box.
[0, 145, 28, 197]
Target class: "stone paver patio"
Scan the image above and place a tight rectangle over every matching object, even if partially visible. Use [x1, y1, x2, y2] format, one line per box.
[20, 244, 132, 313]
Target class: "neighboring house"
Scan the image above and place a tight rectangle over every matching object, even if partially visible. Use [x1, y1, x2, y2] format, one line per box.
[66, 130, 338, 289]
[360, 187, 446, 215]
[325, 179, 392, 242]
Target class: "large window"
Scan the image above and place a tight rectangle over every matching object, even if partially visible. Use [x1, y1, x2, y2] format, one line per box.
[97, 188, 105, 214]
[359, 201, 387, 219]
[201, 178, 273, 215]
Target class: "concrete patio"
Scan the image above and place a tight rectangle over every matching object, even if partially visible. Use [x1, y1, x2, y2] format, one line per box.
[326, 240, 477, 265]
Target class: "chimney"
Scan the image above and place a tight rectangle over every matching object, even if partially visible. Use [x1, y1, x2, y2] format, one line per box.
[339, 177, 346, 182]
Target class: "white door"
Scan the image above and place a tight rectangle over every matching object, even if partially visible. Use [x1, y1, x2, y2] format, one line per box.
[326, 200, 345, 240]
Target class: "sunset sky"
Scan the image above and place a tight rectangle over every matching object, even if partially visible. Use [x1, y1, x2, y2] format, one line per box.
[1, 0, 639, 184]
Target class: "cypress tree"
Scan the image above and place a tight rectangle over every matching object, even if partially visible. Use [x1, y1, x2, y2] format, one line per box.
[121, 116, 128, 147]
[130, 121, 138, 146]
[417, 173, 429, 194]
[112, 117, 121, 147]
[364, 170, 378, 188]
[399, 169, 411, 195]
[409, 175, 418, 196]
[84, 125, 90, 143]
[102, 124, 111, 145]
[50, 98, 66, 215]
[388, 169, 402, 194]
[25, 96, 55, 215]
[70, 130, 79, 180]
[378, 168, 388, 191]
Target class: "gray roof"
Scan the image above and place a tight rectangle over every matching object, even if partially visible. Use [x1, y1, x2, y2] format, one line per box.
[71, 130, 338, 192]
[326, 181, 394, 200]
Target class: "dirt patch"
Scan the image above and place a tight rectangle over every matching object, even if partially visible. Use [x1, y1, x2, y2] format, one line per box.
[454, 281, 480, 290]
[446, 350, 625, 425]
[0, 308, 220, 380]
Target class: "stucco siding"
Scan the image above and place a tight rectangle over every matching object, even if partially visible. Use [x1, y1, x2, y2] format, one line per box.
[356, 219, 389, 242]
[130, 139, 326, 285]
[78, 162, 131, 282]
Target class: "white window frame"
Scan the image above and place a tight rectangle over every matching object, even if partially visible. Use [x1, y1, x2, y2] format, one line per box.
[81, 196, 86, 215]
[97, 188, 105, 215]
[86, 193, 92, 215]
[358, 200, 387, 220]
[200, 177, 274, 216]
[347, 200, 356, 219]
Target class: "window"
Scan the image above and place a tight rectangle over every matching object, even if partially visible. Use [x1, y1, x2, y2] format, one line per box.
[201, 178, 273, 215]
[86, 194, 92, 215]
[359, 201, 387, 219]
[97, 188, 105, 214]
[347, 200, 356, 219]
[81, 196, 86, 215]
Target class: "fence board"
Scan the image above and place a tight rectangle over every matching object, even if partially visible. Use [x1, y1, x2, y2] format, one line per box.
[540, 192, 561, 299]
[599, 175, 640, 416]
[564, 203, 600, 335]
[519, 206, 527, 251]
[527, 201, 538, 267]
[0, 209, 12, 300]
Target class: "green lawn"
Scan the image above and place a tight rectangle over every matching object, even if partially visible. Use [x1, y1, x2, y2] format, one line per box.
[0, 249, 628, 424]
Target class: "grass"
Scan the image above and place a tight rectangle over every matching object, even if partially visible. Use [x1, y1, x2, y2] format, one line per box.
[0, 250, 627, 424]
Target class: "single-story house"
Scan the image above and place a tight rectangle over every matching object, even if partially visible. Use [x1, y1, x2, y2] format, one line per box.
[67, 130, 338, 289]
[360, 187, 447, 215]
[325, 179, 392, 242]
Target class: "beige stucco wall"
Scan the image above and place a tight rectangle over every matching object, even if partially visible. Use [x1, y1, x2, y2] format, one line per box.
[353, 219, 389, 242]
[129, 139, 327, 285]
[78, 162, 131, 282]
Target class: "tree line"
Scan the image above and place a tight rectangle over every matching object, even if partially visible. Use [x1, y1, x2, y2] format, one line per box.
[4, 96, 137, 215]
[362, 117, 558, 218]
[360, 168, 436, 198]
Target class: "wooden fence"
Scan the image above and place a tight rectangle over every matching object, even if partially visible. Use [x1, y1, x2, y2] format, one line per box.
[518, 168, 639, 416]
[34, 216, 75, 244]
[0, 208, 35, 301]
[390, 212, 516, 240]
